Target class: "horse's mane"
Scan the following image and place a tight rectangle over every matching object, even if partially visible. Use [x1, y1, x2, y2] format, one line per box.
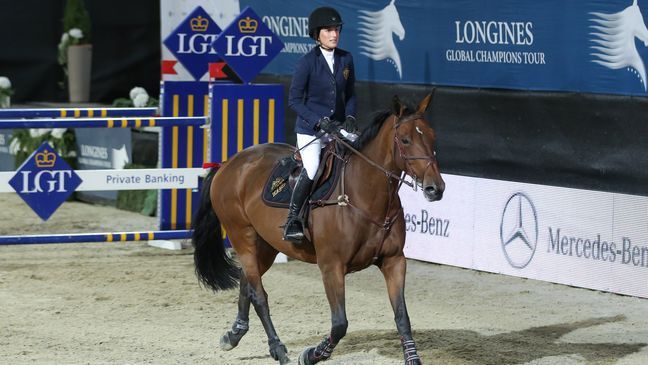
[352, 103, 416, 151]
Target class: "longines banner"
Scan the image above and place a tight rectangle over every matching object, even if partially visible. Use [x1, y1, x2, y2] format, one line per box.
[241, 0, 648, 96]
[401, 174, 648, 299]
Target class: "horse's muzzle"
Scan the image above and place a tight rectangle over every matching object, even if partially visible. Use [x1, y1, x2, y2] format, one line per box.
[423, 184, 443, 202]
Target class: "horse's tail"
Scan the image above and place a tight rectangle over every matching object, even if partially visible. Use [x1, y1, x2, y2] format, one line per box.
[191, 167, 240, 291]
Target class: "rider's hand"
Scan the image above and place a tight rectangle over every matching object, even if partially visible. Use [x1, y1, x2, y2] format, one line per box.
[342, 116, 358, 133]
[317, 117, 341, 135]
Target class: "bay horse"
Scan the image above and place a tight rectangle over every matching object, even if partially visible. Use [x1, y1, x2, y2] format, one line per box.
[191, 93, 445, 365]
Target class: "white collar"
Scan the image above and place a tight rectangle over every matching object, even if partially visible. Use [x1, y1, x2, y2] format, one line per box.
[320, 47, 335, 58]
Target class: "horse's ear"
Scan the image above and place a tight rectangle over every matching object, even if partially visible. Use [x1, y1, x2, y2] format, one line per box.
[417, 89, 435, 113]
[392, 95, 405, 117]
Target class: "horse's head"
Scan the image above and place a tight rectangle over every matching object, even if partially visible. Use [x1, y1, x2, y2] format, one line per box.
[391, 93, 445, 202]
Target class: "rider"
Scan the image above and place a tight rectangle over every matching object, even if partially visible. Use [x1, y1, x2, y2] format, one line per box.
[282, 6, 358, 243]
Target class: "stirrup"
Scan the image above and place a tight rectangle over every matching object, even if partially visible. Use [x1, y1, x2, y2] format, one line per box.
[283, 218, 305, 243]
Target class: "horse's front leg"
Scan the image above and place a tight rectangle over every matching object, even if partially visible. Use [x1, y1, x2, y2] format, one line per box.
[298, 264, 347, 365]
[380, 255, 422, 365]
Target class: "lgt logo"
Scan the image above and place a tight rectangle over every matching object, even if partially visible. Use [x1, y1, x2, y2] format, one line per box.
[163, 6, 223, 80]
[212, 6, 284, 83]
[17, 170, 73, 193]
[223, 17, 273, 57]
[9, 143, 82, 220]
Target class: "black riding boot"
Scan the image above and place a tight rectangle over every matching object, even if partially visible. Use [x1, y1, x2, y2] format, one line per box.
[282, 170, 313, 243]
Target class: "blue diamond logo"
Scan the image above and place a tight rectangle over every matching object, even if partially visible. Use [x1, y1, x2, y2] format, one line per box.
[163, 6, 223, 81]
[9, 143, 82, 220]
[212, 6, 284, 84]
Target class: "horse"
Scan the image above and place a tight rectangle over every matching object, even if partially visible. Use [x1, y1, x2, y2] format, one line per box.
[191, 93, 445, 365]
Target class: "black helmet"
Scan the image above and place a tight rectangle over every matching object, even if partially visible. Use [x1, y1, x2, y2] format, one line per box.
[308, 7, 343, 40]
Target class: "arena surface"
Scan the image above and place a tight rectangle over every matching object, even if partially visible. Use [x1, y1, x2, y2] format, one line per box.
[1, 194, 647, 365]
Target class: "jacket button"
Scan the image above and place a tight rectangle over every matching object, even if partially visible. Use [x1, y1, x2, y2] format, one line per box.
[330, 109, 334, 113]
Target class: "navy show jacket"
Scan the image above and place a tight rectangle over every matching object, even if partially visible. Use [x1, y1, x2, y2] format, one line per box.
[288, 46, 357, 135]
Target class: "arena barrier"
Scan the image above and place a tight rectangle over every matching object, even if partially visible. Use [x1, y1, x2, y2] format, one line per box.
[0, 106, 208, 245]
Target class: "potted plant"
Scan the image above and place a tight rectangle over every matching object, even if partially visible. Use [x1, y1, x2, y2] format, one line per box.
[0, 76, 13, 108]
[58, 0, 92, 103]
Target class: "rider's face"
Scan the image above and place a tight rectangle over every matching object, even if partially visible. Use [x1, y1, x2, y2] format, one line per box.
[318, 26, 340, 49]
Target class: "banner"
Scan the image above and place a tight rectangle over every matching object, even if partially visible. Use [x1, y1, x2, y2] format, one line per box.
[242, 0, 648, 96]
[401, 174, 648, 299]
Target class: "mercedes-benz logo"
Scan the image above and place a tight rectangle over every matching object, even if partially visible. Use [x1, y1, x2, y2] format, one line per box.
[500, 192, 538, 269]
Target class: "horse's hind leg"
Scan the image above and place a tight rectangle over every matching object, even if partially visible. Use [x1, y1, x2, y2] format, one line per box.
[380, 255, 422, 365]
[226, 228, 290, 364]
[219, 270, 251, 350]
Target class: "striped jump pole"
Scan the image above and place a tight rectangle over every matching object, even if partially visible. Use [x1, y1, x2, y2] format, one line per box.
[0, 107, 158, 119]
[0, 230, 191, 245]
[0, 116, 208, 129]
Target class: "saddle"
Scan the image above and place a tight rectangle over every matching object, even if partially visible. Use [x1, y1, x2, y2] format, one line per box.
[262, 141, 345, 209]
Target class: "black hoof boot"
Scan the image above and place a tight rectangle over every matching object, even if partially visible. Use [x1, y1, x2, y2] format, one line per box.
[298, 347, 316, 365]
[401, 337, 422, 365]
[298, 336, 336, 365]
[219, 319, 249, 351]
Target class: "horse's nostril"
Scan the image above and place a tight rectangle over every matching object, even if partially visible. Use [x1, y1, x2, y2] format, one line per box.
[424, 186, 436, 194]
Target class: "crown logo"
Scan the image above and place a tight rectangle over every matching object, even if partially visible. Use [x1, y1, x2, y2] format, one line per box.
[190, 15, 209, 32]
[238, 16, 258, 33]
[35, 149, 56, 168]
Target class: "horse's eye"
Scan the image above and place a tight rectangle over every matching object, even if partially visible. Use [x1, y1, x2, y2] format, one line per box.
[401, 137, 410, 145]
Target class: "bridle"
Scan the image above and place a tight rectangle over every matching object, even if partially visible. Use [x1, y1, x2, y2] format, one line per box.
[392, 113, 438, 191]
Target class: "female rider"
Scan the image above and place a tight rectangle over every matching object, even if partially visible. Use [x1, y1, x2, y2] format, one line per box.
[282, 6, 357, 243]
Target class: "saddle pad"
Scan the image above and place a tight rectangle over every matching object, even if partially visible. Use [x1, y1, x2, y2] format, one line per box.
[262, 156, 341, 209]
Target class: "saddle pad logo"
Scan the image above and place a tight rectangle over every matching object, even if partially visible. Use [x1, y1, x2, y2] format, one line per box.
[271, 177, 287, 197]
[9, 142, 82, 220]
[163, 6, 223, 81]
[211, 6, 285, 84]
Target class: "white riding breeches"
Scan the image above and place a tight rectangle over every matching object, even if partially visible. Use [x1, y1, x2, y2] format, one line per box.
[296, 133, 331, 180]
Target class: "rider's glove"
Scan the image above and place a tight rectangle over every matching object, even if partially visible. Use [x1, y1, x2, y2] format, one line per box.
[342, 116, 358, 133]
[317, 117, 341, 135]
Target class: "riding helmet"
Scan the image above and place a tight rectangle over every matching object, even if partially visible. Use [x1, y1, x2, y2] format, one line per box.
[308, 7, 343, 40]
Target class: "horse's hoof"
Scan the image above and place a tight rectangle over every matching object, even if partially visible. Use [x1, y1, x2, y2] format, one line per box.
[279, 353, 291, 365]
[270, 341, 290, 364]
[298, 347, 315, 365]
[219, 333, 234, 351]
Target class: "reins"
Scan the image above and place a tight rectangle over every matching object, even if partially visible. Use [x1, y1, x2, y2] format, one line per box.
[331, 134, 415, 188]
